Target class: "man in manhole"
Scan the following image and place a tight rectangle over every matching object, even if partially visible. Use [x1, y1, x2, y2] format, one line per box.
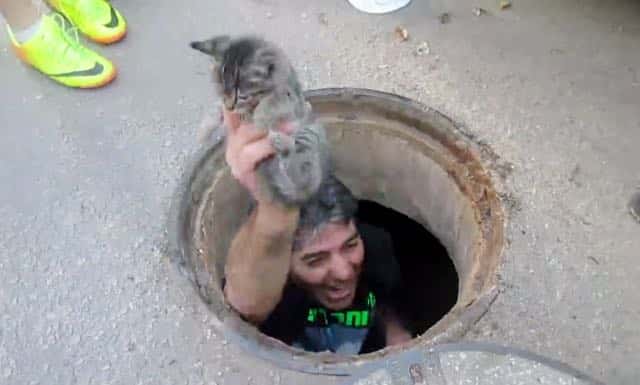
[222, 110, 413, 355]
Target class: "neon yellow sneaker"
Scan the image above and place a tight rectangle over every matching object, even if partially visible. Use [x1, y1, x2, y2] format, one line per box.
[47, 0, 127, 44]
[7, 14, 117, 88]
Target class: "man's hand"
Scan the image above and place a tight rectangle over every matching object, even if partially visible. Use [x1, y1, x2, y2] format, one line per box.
[223, 109, 275, 202]
[385, 318, 413, 346]
[380, 305, 413, 347]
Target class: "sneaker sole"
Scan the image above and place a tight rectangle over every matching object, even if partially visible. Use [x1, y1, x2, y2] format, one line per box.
[91, 29, 126, 45]
[74, 64, 117, 88]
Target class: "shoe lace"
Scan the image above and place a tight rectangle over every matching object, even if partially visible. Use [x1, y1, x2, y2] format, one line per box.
[51, 13, 85, 60]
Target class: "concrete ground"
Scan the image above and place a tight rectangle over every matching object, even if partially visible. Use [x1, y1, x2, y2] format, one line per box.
[1, 0, 639, 384]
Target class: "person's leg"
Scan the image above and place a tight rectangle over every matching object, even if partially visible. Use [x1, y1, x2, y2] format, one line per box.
[0, 0, 41, 32]
[1, 0, 117, 88]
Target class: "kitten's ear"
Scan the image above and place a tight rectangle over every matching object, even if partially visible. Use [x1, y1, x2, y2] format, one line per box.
[190, 35, 231, 61]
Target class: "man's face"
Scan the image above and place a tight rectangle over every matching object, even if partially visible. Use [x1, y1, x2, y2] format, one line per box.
[290, 220, 364, 311]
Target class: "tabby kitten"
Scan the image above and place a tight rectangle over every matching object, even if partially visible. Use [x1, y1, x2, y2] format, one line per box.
[190, 35, 330, 206]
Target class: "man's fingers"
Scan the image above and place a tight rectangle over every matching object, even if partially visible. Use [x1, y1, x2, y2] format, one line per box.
[223, 108, 271, 146]
[222, 108, 276, 199]
[239, 124, 269, 141]
[233, 124, 270, 146]
[223, 109, 241, 132]
[225, 128, 269, 170]
[238, 138, 276, 172]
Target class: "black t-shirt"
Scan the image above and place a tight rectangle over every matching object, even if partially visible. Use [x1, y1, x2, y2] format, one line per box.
[259, 220, 405, 354]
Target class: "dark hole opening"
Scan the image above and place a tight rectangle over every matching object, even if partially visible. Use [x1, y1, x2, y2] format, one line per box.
[356, 200, 459, 337]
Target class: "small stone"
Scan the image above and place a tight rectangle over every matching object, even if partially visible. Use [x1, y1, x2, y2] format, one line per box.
[266, 11, 273, 19]
[472, 7, 485, 16]
[568, 164, 581, 186]
[499, 0, 511, 10]
[318, 12, 328, 25]
[394, 26, 409, 42]
[415, 41, 431, 56]
[629, 191, 640, 223]
[438, 12, 451, 24]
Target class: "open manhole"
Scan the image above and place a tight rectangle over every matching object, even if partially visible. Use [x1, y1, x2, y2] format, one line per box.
[174, 88, 505, 375]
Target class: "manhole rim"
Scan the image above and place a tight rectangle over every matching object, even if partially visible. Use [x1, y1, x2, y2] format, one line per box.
[172, 87, 506, 376]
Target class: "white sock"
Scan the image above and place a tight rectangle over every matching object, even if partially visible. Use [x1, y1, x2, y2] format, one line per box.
[12, 16, 43, 43]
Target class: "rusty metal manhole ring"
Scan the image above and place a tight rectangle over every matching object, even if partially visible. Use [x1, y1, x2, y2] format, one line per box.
[171, 88, 506, 376]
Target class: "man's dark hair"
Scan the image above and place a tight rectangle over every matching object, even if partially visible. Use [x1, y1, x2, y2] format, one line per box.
[294, 175, 358, 250]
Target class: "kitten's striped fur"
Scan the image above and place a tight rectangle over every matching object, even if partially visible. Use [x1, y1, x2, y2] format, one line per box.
[191, 35, 329, 206]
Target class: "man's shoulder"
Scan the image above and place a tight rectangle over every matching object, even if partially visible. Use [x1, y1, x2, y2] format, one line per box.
[357, 220, 402, 298]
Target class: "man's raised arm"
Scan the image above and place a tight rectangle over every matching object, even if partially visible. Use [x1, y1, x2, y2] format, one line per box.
[221, 109, 299, 324]
[224, 202, 298, 324]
